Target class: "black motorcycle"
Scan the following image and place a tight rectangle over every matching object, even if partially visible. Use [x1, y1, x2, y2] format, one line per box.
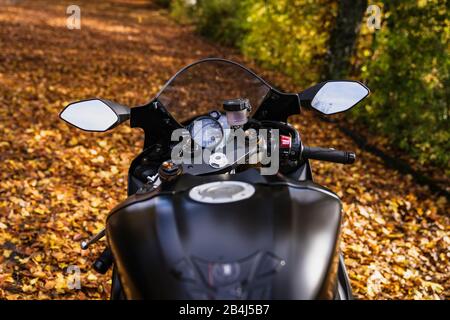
[60, 58, 370, 300]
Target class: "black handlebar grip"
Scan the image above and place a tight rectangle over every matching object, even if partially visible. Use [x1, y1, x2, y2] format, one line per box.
[93, 247, 114, 274]
[302, 146, 356, 164]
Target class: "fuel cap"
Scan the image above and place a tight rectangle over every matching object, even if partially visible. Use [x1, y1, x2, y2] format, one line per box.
[189, 181, 255, 204]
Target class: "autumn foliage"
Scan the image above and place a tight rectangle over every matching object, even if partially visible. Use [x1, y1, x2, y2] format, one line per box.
[171, 0, 450, 172]
[0, 0, 448, 300]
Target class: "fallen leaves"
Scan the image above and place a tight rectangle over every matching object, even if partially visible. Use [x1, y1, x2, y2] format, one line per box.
[0, 0, 448, 300]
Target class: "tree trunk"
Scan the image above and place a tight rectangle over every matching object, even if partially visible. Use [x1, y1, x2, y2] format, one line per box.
[323, 0, 367, 80]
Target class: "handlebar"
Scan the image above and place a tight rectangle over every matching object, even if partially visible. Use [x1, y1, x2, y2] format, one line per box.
[302, 146, 356, 164]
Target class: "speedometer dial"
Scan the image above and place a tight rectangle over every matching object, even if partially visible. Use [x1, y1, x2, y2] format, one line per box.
[189, 117, 223, 149]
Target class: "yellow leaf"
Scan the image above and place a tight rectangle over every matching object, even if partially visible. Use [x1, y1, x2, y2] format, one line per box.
[3, 250, 12, 258]
[87, 273, 98, 281]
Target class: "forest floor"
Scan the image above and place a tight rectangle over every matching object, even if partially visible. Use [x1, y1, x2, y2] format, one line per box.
[0, 0, 448, 300]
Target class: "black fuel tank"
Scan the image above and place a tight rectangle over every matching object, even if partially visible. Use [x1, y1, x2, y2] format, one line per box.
[106, 169, 342, 299]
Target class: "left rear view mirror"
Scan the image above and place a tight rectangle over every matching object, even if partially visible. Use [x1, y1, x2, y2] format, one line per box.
[60, 99, 130, 132]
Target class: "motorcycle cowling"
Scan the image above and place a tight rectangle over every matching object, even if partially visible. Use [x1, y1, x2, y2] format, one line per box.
[106, 169, 342, 299]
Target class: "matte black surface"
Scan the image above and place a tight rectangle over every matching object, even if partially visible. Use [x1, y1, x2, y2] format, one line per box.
[107, 169, 342, 300]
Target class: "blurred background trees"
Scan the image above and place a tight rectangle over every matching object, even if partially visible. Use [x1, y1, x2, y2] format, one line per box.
[354, 0, 449, 171]
[324, 0, 367, 80]
[161, 0, 449, 174]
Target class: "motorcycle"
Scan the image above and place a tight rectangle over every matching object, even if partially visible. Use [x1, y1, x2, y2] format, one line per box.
[60, 58, 370, 300]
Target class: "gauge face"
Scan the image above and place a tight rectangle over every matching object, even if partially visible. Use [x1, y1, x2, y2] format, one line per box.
[189, 117, 223, 149]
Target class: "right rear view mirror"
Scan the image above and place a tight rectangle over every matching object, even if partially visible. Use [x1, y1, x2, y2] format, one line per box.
[299, 81, 370, 115]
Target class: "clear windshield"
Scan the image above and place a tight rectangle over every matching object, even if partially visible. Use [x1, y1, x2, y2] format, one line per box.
[156, 59, 271, 123]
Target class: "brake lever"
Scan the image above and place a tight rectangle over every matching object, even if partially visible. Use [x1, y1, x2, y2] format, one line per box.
[81, 228, 105, 250]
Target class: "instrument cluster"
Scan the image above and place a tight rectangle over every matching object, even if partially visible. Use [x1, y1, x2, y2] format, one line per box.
[187, 111, 228, 149]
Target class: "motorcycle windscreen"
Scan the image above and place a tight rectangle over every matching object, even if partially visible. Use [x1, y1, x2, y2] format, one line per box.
[155, 59, 271, 123]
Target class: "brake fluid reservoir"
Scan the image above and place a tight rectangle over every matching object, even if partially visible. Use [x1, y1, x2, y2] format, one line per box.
[223, 98, 251, 127]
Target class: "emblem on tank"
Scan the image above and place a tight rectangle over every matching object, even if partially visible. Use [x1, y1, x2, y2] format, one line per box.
[189, 181, 255, 204]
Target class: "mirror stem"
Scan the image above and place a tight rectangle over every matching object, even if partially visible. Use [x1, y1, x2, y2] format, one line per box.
[81, 229, 105, 250]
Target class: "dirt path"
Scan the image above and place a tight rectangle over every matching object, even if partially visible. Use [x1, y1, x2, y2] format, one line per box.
[0, 0, 448, 299]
